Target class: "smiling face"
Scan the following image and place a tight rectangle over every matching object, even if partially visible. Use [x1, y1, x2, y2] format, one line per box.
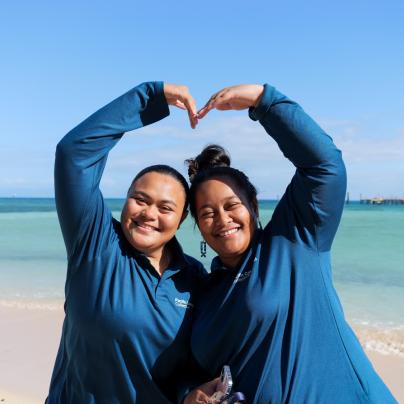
[195, 176, 257, 269]
[120, 172, 187, 258]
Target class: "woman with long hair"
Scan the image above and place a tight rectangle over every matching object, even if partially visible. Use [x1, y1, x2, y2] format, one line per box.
[184, 84, 396, 403]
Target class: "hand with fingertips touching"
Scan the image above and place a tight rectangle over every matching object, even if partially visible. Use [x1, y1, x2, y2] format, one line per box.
[197, 84, 264, 119]
[163, 83, 199, 129]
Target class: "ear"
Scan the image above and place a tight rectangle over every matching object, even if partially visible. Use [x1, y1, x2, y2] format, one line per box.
[178, 210, 189, 229]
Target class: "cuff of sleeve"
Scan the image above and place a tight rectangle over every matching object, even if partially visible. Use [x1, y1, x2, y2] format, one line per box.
[153, 80, 170, 117]
[138, 81, 170, 127]
[248, 83, 275, 122]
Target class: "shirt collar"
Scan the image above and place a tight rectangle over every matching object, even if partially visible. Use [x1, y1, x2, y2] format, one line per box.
[165, 237, 189, 272]
[115, 220, 189, 274]
[132, 236, 188, 275]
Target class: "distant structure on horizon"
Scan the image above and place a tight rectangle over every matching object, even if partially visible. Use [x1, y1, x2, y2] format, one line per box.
[358, 194, 404, 205]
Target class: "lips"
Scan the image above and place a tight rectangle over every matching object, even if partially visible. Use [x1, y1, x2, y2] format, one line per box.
[216, 226, 241, 238]
[133, 220, 160, 233]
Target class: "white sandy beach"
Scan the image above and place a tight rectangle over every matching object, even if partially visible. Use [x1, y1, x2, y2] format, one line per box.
[0, 305, 403, 403]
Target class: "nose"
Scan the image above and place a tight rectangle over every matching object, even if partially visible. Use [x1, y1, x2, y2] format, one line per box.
[216, 209, 232, 226]
[141, 204, 158, 220]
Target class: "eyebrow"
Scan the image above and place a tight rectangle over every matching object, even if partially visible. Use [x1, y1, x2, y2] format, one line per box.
[130, 191, 177, 207]
[198, 196, 240, 211]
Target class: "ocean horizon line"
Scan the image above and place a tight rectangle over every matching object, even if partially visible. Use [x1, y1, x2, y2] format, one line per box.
[0, 196, 388, 202]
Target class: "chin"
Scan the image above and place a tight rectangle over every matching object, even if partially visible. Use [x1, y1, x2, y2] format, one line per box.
[124, 230, 151, 252]
[222, 240, 247, 253]
[217, 246, 245, 261]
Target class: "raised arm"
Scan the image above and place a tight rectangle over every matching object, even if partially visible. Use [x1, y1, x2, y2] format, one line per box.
[197, 83, 346, 252]
[249, 84, 346, 251]
[55, 81, 197, 260]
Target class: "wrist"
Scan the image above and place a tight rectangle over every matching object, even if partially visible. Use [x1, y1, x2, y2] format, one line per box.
[253, 85, 265, 107]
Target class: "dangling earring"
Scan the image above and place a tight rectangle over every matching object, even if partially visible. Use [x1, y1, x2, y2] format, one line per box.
[200, 240, 207, 257]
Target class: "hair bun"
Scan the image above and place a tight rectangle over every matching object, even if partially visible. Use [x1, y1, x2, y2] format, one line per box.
[186, 144, 231, 182]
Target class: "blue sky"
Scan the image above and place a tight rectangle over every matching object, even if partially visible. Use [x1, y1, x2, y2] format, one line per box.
[1, 0, 403, 199]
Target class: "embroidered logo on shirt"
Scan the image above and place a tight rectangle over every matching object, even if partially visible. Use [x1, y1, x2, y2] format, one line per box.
[174, 298, 194, 309]
[233, 270, 252, 284]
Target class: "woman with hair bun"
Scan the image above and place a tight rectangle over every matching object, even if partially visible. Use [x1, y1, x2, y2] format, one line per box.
[183, 84, 395, 403]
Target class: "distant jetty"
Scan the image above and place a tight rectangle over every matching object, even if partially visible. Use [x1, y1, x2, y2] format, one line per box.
[359, 197, 404, 205]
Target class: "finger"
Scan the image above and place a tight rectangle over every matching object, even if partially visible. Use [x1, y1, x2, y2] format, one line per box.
[212, 91, 233, 108]
[197, 99, 218, 118]
[197, 89, 225, 118]
[185, 108, 198, 129]
[195, 391, 211, 403]
[174, 100, 187, 110]
[196, 106, 210, 119]
[186, 104, 198, 129]
[182, 96, 198, 129]
[189, 111, 198, 129]
[198, 97, 212, 113]
[197, 100, 222, 118]
[189, 108, 198, 128]
[172, 99, 197, 127]
[182, 94, 197, 116]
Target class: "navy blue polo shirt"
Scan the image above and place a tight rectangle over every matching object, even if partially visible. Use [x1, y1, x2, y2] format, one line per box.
[189, 85, 396, 403]
[47, 82, 205, 403]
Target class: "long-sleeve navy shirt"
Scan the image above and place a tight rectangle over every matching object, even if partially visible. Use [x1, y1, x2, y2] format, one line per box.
[190, 85, 396, 403]
[47, 82, 205, 403]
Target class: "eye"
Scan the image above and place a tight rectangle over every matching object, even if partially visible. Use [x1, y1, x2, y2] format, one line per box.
[200, 210, 215, 219]
[133, 197, 146, 205]
[226, 201, 241, 210]
[160, 205, 174, 213]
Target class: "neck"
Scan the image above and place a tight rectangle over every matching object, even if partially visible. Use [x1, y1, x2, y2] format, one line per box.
[220, 227, 258, 269]
[220, 255, 243, 270]
[146, 246, 172, 276]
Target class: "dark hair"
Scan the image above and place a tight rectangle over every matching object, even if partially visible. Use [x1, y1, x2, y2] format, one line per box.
[130, 165, 189, 212]
[185, 145, 258, 220]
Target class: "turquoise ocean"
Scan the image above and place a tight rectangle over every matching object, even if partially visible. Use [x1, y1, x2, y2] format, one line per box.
[0, 198, 403, 356]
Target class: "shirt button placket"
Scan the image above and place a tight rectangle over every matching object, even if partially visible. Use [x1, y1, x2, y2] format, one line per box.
[154, 276, 162, 304]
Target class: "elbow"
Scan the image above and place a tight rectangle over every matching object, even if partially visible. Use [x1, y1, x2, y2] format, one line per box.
[55, 129, 76, 160]
[55, 140, 65, 159]
[325, 147, 346, 179]
[328, 150, 347, 195]
[55, 131, 78, 177]
[334, 149, 347, 181]
[54, 139, 69, 179]
[56, 131, 72, 151]
[55, 139, 69, 166]
[317, 149, 347, 193]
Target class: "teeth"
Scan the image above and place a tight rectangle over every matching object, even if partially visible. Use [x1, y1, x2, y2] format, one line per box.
[136, 222, 155, 231]
[220, 228, 239, 237]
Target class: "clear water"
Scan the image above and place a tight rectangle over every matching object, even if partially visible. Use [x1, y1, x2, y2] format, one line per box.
[1, 198, 403, 354]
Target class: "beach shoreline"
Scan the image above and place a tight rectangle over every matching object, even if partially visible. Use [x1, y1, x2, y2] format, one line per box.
[0, 304, 403, 403]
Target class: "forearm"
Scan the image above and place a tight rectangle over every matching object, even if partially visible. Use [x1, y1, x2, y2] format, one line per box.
[56, 81, 169, 177]
[250, 84, 346, 251]
[249, 84, 343, 171]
